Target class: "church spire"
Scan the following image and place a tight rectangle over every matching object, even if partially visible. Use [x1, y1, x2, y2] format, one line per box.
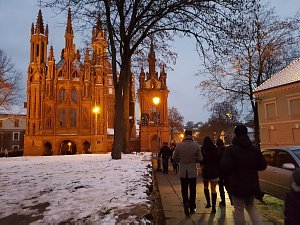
[64, 8, 74, 52]
[66, 8, 73, 35]
[35, 9, 44, 34]
[148, 41, 156, 78]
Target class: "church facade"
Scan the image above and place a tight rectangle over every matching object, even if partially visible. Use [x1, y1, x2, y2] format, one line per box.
[24, 9, 115, 156]
[138, 43, 170, 152]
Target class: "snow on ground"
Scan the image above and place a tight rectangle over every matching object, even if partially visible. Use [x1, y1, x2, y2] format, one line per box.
[0, 152, 152, 224]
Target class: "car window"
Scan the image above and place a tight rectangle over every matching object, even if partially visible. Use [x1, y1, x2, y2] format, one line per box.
[262, 150, 276, 166]
[275, 150, 297, 169]
[293, 149, 300, 162]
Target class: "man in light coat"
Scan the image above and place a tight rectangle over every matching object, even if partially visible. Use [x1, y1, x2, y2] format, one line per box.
[173, 130, 203, 216]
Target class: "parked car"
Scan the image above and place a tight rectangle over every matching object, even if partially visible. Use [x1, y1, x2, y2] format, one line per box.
[259, 146, 300, 200]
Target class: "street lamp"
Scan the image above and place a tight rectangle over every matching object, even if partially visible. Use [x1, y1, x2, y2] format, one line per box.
[93, 106, 100, 135]
[68, 142, 71, 154]
[152, 97, 160, 151]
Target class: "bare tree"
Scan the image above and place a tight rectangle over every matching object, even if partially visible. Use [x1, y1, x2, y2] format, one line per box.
[197, 2, 300, 146]
[45, 0, 246, 159]
[0, 49, 22, 112]
[168, 107, 184, 142]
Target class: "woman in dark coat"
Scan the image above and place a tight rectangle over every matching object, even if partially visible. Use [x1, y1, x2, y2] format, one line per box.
[216, 138, 232, 206]
[201, 136, 222, 213]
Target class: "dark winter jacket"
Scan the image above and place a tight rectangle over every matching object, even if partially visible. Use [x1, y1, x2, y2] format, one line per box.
[201, 145, 222, 180]
[284, 183, 300, 225]
[159, 146, 171, 159]
[220, 135, 267, 197]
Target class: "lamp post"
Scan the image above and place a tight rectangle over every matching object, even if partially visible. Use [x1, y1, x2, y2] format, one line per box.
[92, 106, 100, 153]
[93, 106, 100, 135]
[67, 142, 71, 154]
[152, 97, 160, 151]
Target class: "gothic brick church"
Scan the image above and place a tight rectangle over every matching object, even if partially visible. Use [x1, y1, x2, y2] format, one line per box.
[24, 9, 115, 156]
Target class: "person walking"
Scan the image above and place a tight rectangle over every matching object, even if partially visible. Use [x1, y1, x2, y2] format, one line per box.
[170, 143, 179, 173]
[159, 142, 171, 174]
[284, 168, 300, 225]
[173, 130, 203, 216]
[201, 136, 222, 213]
[221, 125, 267, 225]
[216, 138, 232, 206]
[5, 148, 8, 158]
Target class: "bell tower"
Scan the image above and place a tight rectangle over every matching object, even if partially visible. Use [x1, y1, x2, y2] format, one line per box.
[26, 9, 48, 137]
[138, 43, 169, 152]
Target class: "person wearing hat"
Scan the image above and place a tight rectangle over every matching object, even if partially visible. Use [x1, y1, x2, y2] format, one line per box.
[284, 168, 300, 225]
[173, 130, 203, 216]
[220, 125, 267, 225]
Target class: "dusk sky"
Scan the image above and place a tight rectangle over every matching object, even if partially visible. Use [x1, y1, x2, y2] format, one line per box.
[0, 0, 299, 123]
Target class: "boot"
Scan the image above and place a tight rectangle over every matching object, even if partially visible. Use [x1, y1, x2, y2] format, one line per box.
[211, 193, 217, 213]
[204, 189, 211, 208]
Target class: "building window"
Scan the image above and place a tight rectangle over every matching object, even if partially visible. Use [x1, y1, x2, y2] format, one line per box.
[71, 88, 78, 103]
[59, 109, 66, 127]
[59, 88, 66, 103]
[12, 145, 19, 150]
[70, 109, 77, 127]
[0, 120, 2, 127]
[109, 78, 112, 85]
[109, 88, 113, 95]
[290, 98, 300, 116]
[265, 102, 276, 119]
[14, 119, 19, 127]
[13, 132, 20, 140]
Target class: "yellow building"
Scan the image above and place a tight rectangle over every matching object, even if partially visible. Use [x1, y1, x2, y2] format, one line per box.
[254, 58, 300, 147]
[138, 43, 170, 152]
[24, 9, 115, 156]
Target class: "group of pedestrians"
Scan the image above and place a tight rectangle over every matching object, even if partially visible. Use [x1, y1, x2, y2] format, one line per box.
[158, 142, 178, 174]
[171, 125, 267, 225]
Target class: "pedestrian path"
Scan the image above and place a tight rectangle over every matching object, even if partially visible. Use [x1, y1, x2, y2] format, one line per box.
[156, 170, 277, 225]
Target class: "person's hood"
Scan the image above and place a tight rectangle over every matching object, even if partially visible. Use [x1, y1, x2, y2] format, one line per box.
[232, 135, 253, 148]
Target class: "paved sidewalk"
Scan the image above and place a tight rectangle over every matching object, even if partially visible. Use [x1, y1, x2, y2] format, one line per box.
[156, 170, 277, 225]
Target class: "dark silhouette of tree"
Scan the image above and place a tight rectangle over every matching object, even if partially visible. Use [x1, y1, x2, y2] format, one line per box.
[0, 49, 22, 112]
[197, 2, 300, 146]
[168, 107, 184, 142]
[45, 0, 246, 159]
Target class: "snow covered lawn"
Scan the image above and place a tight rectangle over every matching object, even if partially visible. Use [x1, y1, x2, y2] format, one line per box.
[0, 153, 153, 224]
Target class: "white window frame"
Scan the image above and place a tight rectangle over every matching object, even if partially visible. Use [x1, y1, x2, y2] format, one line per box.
[13, 132, 20, 140]
[287, 93, 300, 117]
[263, 98, 277, 119]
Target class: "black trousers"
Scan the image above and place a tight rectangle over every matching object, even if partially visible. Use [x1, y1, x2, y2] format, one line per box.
[180, 177, 197, 209]
[162, 158, 169, 173]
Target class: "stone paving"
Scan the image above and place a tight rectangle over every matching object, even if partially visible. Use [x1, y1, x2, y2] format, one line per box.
[156, 169, 284, 225]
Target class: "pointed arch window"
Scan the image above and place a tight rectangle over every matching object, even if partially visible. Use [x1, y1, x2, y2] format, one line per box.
[59, 88, 66, 103]
[59, 109, 66, 127]
[70, 108, 77, 127]
[71, 88, 78, 103]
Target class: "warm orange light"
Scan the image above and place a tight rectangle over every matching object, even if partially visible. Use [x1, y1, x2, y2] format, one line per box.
[180, 134, 184, 138]
[153, 97, 160, 105]
[93, 106, 100, 114]
[68, 142, 71, 147]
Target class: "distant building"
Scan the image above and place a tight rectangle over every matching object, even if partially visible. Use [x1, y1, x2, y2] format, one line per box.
[254, 58, 300, 147]
[24, 9, 116, 156]
[138, 43, 170, 152]
[0, 114, 26, 152]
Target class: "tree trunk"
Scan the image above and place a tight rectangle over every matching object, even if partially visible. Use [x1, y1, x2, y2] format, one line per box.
[253, 102, 260, 148]
[123, 63, 131, 154]
[111, 85, 124, 159]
